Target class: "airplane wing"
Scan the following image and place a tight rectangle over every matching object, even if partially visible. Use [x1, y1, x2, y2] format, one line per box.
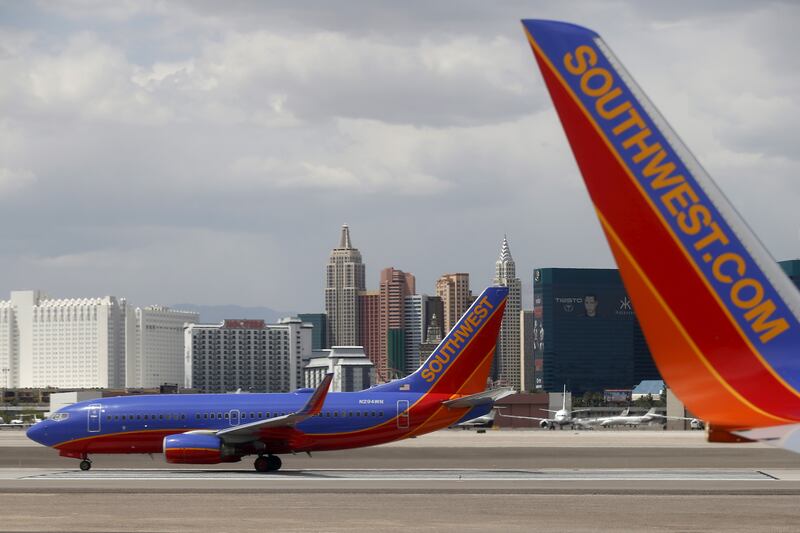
[734, 424, 800, 454]
[442, 387, 515, 408]
[215, 373, 333, 442]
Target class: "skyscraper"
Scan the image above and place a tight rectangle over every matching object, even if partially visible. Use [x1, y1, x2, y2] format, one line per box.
[379, 267, 415, 379]
[358, 290, 381, 376]
[493, 236, 522, 390]
[435, 273, 471, 333]
[325, 224, 366, 347]
[404, 294, 425, 376]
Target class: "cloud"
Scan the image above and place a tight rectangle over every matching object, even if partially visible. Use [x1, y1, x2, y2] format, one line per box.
[0, 167, 36, 195]
[0, 2, 798, 311]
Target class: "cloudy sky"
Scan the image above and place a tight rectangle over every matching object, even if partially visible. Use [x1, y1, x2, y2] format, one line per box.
[1, 1, 798, 312]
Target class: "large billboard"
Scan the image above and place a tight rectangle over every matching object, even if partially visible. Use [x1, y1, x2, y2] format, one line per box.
[552, 288, 635, 321]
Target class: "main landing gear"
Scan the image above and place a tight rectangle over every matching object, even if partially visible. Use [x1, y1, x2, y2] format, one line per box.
[254, 455, 282, 473]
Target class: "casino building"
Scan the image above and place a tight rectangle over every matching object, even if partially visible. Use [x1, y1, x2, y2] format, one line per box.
[534, 260, 800, 395]
[533, 267, 660, 395]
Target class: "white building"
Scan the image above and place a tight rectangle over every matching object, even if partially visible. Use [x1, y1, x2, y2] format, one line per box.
[304, 346, 374, 392]
[493, 237, 522, 391]
[125, 306, 198, 389]
[0, 290, 127, 388]
[185, 317, 312, 393]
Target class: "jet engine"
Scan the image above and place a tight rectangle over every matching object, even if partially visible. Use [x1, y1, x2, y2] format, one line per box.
[163, 433, 240, 464]
[540, 420, 551, 429]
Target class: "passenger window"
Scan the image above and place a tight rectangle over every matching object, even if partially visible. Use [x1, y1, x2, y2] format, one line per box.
[217, 413, 222, 419]
[143, 415, 148, 420]
[265, 412, 270, 418]
[250, 412, 255, 419]
[333, 412, 338, 417]
[224, 413, 229, 419]
[121, 415, 126, 421]
[196, 414, 201, 420]
[348, 412, 353, 417]
[204, 414, 208, 419]
[159, 415, 164, 420]
[258, 413, 263, 419]
[114, 415, 119, 421]
[136, 415, 141, 420]
[106, 415, 111, 421]
[356, 412, 360, 417]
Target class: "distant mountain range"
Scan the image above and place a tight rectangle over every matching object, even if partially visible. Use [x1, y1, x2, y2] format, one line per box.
[170, 304, 296, 325]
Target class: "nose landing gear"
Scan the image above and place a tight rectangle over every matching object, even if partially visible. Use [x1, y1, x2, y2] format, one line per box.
[79, 456, 92, 471]
[254, 454, 282, 472]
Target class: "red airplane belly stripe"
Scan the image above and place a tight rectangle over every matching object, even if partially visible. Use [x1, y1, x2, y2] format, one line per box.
[531, 43, 800, 421]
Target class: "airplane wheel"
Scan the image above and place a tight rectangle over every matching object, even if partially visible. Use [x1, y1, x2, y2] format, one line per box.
[254, 456, 269, 473]
[267, 455, 282, 472]
[79, 460, 92, 471]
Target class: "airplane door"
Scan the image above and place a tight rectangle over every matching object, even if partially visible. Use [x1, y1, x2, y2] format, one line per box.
[87, 405, 101, 433]
[229, 409, 240, 426]
[396, 400, 409, 430]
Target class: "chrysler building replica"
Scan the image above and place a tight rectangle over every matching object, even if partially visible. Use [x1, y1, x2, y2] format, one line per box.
[493, 236, 522, 390]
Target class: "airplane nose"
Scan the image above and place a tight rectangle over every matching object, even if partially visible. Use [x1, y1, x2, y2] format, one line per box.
[26, 421, 47, 445]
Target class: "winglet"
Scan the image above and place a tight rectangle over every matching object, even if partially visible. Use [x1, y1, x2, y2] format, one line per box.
[521, 19, 800, 430]
[216, 373, 333, 440]
[299, 373, 333, 417]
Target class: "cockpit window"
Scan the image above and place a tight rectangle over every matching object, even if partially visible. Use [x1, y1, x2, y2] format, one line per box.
[51, 412, 70, 422]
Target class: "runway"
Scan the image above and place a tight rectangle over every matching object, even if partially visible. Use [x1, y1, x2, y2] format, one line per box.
[3, 430, 799, 531]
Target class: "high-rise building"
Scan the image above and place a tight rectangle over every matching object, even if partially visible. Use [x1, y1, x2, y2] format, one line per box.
[423, 296, 445, 340]
[418, 311, 443, 366]
[325, 224, 366, 347]
[185, 318, 311, 393]
[297, 313, 327, 350]
[435, 273, 471, 333]
[379, 267, 415, 379]
[493, 236, 522, 390]
[403, 294, 425, 375]
[358, 290, 381, 376]
[0, 290, 127, 388]
[520, 310, 535, 392]
[534, 267, 659, 395]
[125, 306, 198, 388]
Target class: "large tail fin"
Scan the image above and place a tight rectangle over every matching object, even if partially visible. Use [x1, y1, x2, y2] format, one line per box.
[372, 286, 508, 395]
[521, 20, 800, 429]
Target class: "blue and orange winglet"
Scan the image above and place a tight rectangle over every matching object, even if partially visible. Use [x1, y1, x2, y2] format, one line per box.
[521, 19, 800, 429]
[299, 372, 334, 417]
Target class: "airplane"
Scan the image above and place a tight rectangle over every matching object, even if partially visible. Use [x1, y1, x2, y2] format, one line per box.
[499, 385, 592, 429]
[453, 406, 505, 429]
[27, 286, 511, 471]
[594, 407, 664, 427]
[521, 20, 800, 452]
[1, 414, 41, 428]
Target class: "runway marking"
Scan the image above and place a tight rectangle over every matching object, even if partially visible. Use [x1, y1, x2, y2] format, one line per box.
[21, 468, 775, 481]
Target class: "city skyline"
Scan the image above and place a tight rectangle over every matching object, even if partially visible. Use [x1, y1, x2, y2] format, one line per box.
[1, 3, 797, 312]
